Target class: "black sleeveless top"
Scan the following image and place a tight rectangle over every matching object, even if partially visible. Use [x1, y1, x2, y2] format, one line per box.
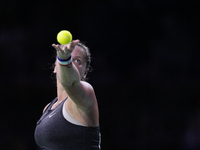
[34, 97, 101, 150]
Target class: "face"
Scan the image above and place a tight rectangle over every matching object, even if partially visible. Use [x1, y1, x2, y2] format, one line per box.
[71, 45, 89, 79]
[54, 45, 88, 80]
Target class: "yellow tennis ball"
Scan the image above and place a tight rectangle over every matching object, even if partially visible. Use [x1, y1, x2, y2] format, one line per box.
[57, 30, 72, 45]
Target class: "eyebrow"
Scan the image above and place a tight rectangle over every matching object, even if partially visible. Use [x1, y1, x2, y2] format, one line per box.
[72, 56, 84, 61]
[73, 56, 82, 59]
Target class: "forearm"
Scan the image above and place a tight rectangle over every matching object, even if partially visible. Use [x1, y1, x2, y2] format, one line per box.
[56, 61, 80, 87]
[52, 40, 81, 87]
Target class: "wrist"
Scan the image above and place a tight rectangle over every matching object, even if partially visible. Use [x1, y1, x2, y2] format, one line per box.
[57, 55, 72, 67]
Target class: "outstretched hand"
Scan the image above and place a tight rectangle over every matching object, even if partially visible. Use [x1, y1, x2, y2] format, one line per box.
[52, 39, 80, 60]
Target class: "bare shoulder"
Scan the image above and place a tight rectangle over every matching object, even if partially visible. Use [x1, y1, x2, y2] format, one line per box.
[65, 81, 97, 109]
[65, 82, 99, 126]
[79, 81, 97, 101]
[43, 103, 50, 113]
[81, 81, 95, 94]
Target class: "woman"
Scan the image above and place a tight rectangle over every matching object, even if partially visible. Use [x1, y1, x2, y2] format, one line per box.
[34, 39, 101, 150]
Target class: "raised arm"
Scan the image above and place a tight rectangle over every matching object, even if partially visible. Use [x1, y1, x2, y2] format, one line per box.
[52, 40, 96, 110]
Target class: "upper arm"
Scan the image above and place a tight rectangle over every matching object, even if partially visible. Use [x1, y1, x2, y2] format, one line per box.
[63, 81, 96, 109]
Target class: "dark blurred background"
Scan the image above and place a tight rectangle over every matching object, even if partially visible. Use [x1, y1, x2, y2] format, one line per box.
[1, 0, 200, 149]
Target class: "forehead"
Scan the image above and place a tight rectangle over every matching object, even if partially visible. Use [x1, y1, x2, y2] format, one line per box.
[72, 45, 85, 58]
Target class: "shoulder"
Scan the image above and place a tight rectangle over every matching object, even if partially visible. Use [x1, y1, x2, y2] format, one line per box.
[43, 103, 50, 113]
[67, 81, 97, 109]
[81, 81, 95, 93]
[42, 98, 58, 113]
[68, 80, 95, 97]
[80, 81, 97, 101]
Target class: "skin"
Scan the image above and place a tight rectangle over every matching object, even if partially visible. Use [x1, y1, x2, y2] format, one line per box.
[49, 40, 99, 127]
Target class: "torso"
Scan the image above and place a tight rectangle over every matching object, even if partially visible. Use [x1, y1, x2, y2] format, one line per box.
[51, 97, 99, 127]
[35, 97, 101, 150]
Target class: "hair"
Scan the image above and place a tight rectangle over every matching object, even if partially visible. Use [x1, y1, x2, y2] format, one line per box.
[77, 42, 91, 68]
[51, 42, 92, 81]
[77, 42, 92, 81]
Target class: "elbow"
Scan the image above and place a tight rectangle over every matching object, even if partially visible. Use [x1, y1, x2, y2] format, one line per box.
[60, 79, 79, 88]
[60, 80, 74, 87]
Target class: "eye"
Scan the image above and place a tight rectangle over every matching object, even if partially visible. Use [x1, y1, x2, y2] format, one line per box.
[74, 59, 81, 64]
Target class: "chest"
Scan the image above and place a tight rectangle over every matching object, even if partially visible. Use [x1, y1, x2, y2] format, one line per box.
[34, 104, 86, 148]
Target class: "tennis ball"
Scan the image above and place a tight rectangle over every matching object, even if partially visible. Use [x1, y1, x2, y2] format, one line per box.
[57, 30, 72, 45]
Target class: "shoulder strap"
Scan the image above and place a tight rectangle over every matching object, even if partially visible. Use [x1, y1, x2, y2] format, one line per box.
[44, 97, 58, 113]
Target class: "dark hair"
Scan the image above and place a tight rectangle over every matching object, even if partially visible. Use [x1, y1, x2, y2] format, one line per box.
[76, 42, 93, 81]
[77, 42, 91, 70]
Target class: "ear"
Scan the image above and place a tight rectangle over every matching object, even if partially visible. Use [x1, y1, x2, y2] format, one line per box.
[83, 68, 89, 79]
[53, 66, 57, 73]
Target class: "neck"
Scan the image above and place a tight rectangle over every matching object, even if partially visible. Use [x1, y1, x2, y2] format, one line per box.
[57, 80, 68, 102]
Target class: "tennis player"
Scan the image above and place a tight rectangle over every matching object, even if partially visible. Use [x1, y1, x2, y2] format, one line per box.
[34, 40, 101, 150]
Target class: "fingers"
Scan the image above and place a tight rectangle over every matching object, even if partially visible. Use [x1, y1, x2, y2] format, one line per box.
[52, 39, 80, 54]
[52, 44, 64, 54]
[73, 39, 80, 45]
[64, 39, 80, 53]
[68, 42, 75, 52]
